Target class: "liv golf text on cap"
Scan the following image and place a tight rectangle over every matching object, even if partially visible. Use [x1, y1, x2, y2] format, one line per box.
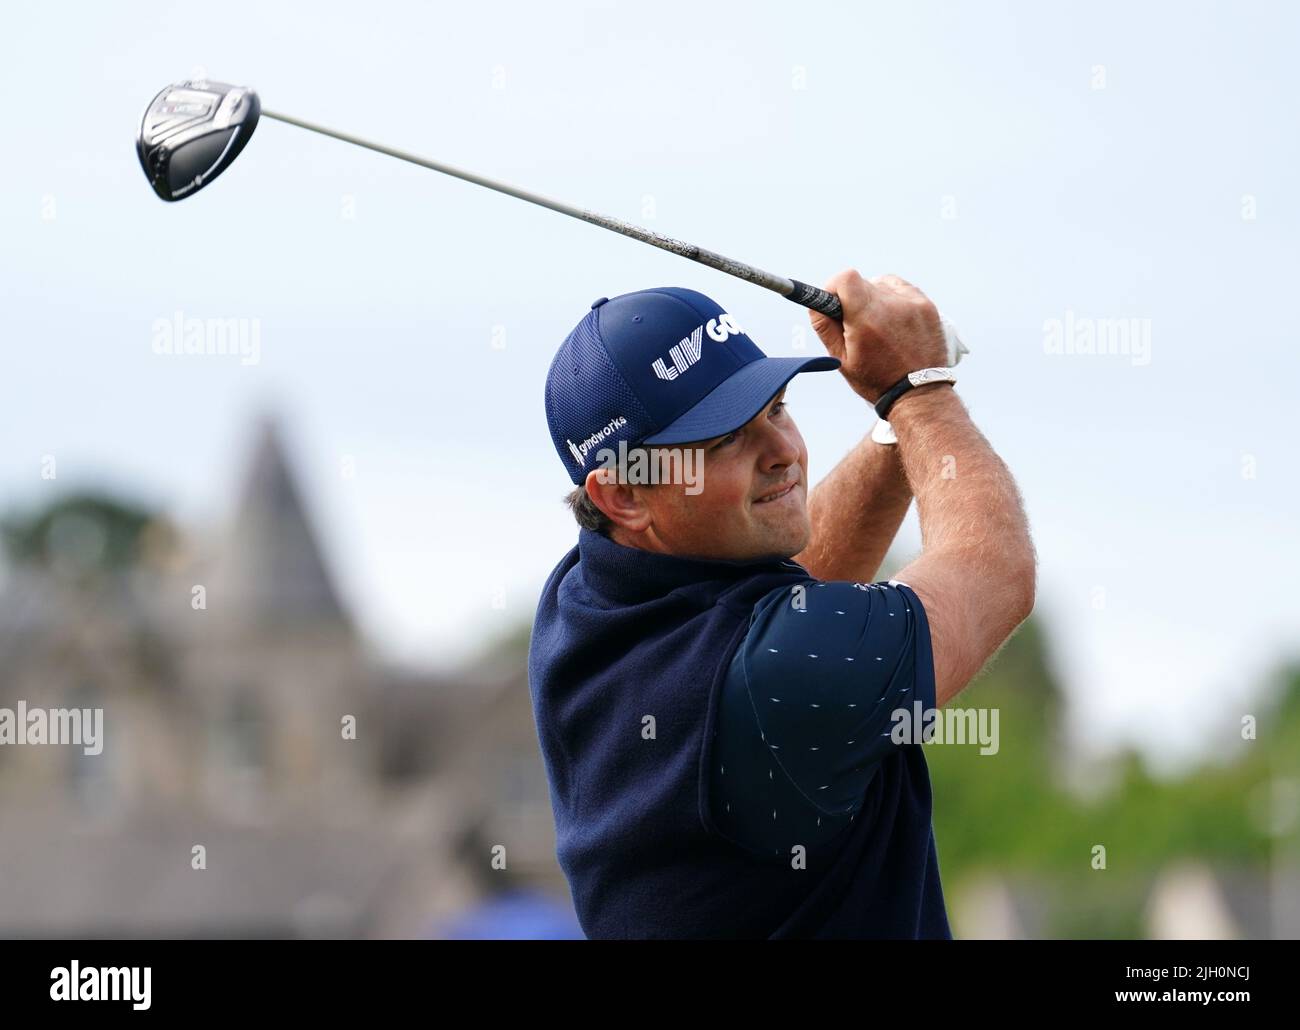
[544, 287, 841, 486]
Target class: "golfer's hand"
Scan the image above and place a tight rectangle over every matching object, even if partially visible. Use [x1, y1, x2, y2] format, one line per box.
[809, 269, 949, 403]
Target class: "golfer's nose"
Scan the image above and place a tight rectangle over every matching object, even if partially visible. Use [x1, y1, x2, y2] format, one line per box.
[756, 418, 799, 472]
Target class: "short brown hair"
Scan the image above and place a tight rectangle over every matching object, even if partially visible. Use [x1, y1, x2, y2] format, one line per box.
[565, 484, 614, 534]
[564, 445, 655, 535]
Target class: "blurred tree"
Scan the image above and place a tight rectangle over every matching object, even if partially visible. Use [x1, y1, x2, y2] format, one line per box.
[0, 492, 161, 581]
[0, 492, 183, 684]
[926, 621, 1295, 936]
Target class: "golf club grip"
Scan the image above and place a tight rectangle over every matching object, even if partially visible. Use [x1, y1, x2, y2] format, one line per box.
[787, 280, 843, 321]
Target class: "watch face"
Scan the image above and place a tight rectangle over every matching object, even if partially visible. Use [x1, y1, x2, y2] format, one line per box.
[908, 368, 953, 387]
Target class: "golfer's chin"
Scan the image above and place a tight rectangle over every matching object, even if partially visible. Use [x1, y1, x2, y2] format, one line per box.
[746, 492, 811, 559]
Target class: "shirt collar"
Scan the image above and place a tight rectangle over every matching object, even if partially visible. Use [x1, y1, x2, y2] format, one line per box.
[577, 526, 806, 604]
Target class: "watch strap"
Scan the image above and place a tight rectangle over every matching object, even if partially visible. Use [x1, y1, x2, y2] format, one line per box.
[873, 367, 957, 420]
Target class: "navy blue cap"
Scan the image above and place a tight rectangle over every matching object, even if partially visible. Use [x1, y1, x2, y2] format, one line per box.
[545, 287, 840, 485]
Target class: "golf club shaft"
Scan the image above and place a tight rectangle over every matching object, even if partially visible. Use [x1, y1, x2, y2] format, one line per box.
[260, 109, 843, 321]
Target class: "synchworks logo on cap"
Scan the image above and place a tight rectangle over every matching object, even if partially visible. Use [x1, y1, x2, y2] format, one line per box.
[566, 415, 628, 467]
[543, 286, 840, 487]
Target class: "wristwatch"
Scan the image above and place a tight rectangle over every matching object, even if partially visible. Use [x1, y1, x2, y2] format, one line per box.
[873, 367, 957, 420]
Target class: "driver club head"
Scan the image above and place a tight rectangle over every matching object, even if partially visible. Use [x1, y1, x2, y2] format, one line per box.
[137, 81, 261, 201]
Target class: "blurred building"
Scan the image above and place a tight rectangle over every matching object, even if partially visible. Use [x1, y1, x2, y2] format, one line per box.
[0, 414, 576, 938]
[1, 412, 1290, 940]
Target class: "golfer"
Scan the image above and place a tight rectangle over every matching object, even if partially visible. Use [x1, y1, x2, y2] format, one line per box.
[528, 270, 1035, 939]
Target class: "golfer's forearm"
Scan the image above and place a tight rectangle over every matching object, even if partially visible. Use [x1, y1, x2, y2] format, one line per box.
[793, 432, 912, 582]
[888, 387, 1035, 594]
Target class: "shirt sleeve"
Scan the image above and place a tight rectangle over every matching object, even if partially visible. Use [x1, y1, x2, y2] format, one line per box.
[707, 579, 936, 857]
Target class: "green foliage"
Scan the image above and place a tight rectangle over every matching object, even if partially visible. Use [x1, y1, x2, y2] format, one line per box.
[925, 621, 1298, 935]
[1, 492, 156, 579]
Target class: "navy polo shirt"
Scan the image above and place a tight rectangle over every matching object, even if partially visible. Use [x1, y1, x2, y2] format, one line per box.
[527, 527, 952, 939]
[709, 580, 939, 858]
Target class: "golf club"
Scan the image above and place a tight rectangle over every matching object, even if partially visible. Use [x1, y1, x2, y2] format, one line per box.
[138, 79, 967, 364]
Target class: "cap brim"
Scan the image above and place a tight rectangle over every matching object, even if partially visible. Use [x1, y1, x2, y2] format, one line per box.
[639, 355, 841, 446]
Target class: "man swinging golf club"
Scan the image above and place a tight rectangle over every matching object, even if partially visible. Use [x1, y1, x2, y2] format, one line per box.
[132, 79, 1033, 939]
[528, 269, 1036, 939]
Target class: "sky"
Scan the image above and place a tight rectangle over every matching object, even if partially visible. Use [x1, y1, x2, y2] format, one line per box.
[1, 0, 1297, 775]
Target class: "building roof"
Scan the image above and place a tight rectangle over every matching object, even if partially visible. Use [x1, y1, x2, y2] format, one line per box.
[208, 413, 349, 629]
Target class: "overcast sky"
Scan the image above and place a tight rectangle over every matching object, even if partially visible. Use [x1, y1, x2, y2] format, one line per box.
[2, 0, 1296, 774]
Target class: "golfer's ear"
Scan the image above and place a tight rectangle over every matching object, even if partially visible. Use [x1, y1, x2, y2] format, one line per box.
[584, 467, 651, 532]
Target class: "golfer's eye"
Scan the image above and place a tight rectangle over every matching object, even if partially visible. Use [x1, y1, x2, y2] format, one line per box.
[770, 400, 787, 418]
[712, 431, 739, 450]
